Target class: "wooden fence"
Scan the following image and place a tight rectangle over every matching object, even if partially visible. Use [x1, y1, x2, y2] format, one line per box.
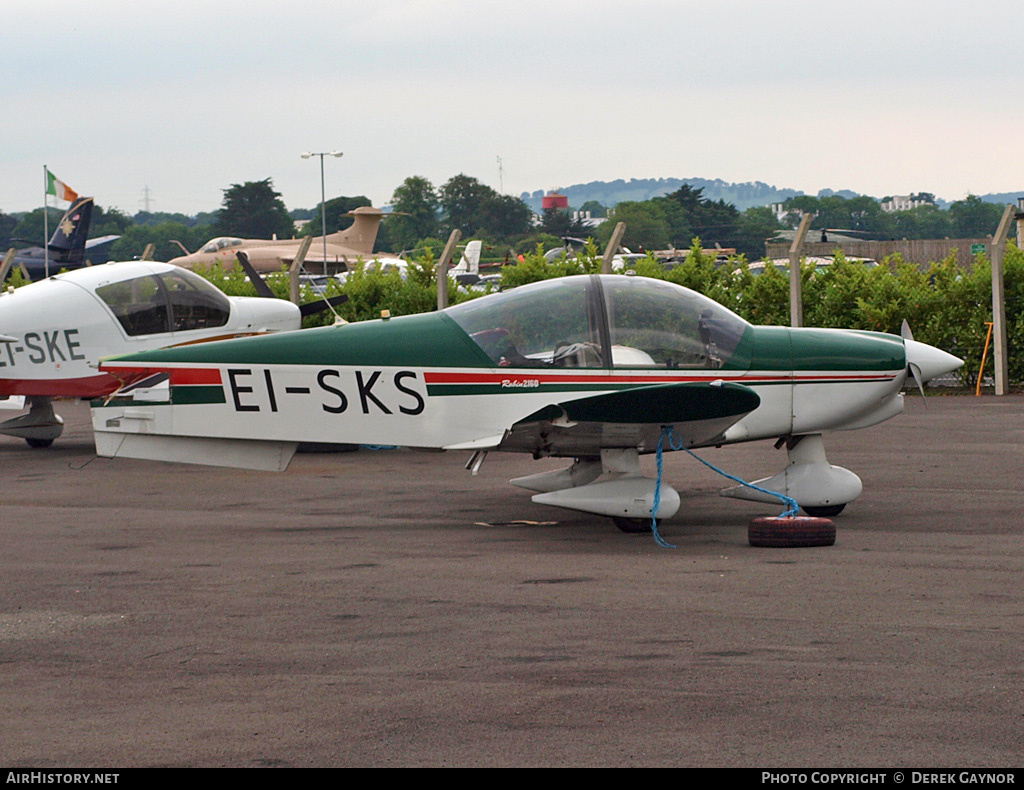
[764, 238, 992, 267]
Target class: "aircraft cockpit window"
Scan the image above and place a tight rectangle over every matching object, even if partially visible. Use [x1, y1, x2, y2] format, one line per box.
[96, 270, 230, 336]
[447, 276, 603, 368]
[159, 269, 231, 331]
[96, 276, 171, 336]
[601, 276, 749, 369]
[200, 238, 243, 253]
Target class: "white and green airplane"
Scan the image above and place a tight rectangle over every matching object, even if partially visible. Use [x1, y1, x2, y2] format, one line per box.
[91, 274, 962, 531]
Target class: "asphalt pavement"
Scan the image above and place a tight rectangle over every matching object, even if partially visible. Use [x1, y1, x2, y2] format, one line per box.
[1, 394, 1022, 767]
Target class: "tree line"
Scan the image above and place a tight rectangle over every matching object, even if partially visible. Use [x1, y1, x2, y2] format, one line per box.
[1, 175, 1013, 265]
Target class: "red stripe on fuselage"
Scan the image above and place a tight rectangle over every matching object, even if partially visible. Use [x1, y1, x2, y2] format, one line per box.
[0, 373, 121, 398]
[93, 365, 223, 396]
[423, 371, 896, 385]
[101, 365, 222, 386]
[167, 368, 222, 386]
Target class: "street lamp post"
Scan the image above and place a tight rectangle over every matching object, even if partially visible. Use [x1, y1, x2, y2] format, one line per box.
[301, 151, 343, 275]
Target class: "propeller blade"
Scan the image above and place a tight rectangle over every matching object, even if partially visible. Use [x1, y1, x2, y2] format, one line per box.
[902, 321, 924, 401]
[908, 361, 927, 402]
[235, 251, 276, 299]
[903, 337, 964, 404]
[299, 293, 349, 318]
[237, 249, 348, 320]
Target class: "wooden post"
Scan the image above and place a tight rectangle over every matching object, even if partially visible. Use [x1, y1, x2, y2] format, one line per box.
[789, 213, 813, 328]
[0, 248, 16, 284]
[436, 229, 462, 310]
[602, 222, 626, 274]
[1016, 198, 1024, 251]
[989, 204, 1015, 396]
[289, 235, 313, 305]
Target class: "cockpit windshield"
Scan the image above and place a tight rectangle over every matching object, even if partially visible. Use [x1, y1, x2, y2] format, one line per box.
[601, 275, 748, 369]
[446, 276, 603, 367]
[446, 274, 749, 370]
[200, 238, 244, 254]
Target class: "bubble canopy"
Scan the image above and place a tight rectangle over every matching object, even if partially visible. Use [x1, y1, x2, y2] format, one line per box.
[446, 274, 750, 370]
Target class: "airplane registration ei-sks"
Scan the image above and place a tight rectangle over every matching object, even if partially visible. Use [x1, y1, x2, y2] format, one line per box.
[167, 206, 388, 273]
[0, 260, 343, 447]
[90, 274, 963, 530]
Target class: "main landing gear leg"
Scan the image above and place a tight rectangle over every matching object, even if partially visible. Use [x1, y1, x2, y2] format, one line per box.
[510, 448, 681, 531]
[0, 397, 64, 448]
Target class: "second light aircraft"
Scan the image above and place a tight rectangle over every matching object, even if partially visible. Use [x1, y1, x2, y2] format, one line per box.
[90, 274, 963, 531]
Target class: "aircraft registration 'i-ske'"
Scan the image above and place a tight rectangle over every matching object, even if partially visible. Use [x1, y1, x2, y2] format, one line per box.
[0, 260, 346, 447]
[89, 274, 963, 532]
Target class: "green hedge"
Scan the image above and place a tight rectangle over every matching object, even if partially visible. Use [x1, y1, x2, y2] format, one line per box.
[195, 241, 1023, 389]
[491, 241, 1023, 389]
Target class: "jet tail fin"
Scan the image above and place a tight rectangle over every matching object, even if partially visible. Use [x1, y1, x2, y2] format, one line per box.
[323, 206, 383, 255]
[47, 197, 94, 262]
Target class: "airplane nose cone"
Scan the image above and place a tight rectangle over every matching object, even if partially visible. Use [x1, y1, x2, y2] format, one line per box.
[904, 338, 964, 383]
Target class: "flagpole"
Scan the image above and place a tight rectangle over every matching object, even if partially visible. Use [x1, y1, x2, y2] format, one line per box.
[43, 165, 49, 278]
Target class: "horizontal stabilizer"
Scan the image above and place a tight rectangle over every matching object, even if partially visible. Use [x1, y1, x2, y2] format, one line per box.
[94, 431, 297, 472]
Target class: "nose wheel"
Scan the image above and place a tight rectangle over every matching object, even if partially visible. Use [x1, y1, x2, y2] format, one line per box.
[720, 434, 862, 515]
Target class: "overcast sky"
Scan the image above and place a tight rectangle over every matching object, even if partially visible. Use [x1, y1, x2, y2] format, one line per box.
[3, 0, 1022, 216]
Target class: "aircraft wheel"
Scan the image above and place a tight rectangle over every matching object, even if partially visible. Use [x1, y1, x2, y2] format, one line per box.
[802, 504, 846, 518]
[25, 437, 54, 449]
[748, 516, 835, 548]
[612, 517, 654, 534]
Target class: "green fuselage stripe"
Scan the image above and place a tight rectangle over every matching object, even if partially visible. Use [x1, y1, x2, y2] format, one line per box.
[171, 385, 227, 404]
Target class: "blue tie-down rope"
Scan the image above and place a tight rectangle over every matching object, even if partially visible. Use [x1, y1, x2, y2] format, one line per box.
[650, 430, 677, 548]
[651, 426, 801, 549]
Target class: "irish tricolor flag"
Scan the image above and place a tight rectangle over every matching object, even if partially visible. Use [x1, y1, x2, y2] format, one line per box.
[45, 168, 79, 202]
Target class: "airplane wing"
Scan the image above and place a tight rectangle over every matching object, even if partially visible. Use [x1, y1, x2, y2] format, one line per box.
[493, 380, 760, 457]
[84, 235, 121, 249]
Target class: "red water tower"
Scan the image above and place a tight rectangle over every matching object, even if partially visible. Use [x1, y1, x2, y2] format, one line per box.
[541, 192, 569, 211]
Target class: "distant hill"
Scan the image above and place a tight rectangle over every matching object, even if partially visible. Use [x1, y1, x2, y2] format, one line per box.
[968, 192, 1024, 209]
[521, 178, 804, 213]
[520, 178, 1024, 213]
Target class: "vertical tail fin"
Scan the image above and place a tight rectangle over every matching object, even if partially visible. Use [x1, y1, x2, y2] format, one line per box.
[452, 240, 482, 275]
[47, 197, 94, 262]
[324, 206, 383, 255]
